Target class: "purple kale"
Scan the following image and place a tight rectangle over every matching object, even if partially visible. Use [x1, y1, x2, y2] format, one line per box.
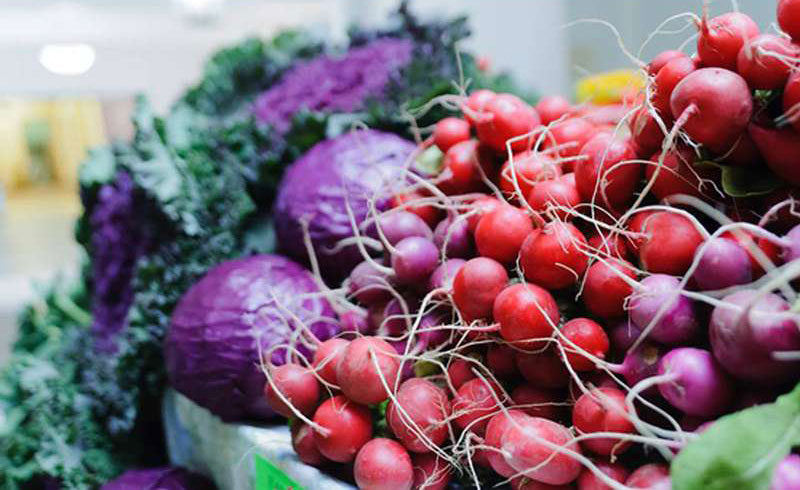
[253, 38, 413, 133]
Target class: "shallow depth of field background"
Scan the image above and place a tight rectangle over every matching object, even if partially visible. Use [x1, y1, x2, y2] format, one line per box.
[0, 0, 779, 363]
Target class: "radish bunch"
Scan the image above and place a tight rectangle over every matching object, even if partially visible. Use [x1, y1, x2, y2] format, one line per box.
[258, 2, 800, 488]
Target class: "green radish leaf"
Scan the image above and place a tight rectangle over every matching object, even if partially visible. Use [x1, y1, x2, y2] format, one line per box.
[720, 165, 783, 198]
[671, 383, 800, 490]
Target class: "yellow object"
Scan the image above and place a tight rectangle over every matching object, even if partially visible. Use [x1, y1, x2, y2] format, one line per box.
[575, 69, 646, 105]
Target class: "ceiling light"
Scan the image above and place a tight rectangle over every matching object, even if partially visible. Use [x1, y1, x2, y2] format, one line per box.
[39, 43, 96, 76]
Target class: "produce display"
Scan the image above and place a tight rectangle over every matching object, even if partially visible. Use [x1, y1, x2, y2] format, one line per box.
[4, 0, 800, 489]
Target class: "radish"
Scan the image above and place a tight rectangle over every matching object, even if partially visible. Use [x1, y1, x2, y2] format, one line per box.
[291, 422, 326, 467]
[452, 257, 509, 322]
[341, 310, 370, 336]
[645, 147, 707, 200]
[577, 460, 629, 490]
[631, 107, 665, 156]
[582, 259, 636, 320]
[737, 34, 800, 90]
[749, 123, 800, 186]
[669, 68, 753, 151]
[609, 320, 642, 353]
[462, 89, 496, 126]
[697, 11, 760, 70]
[526, 173, 582, 220]
[710, 289, 800, 384]
[475, 204, 534, 264]
[512, 385, 565, 421]
[520, 222, 589, 290]
[501, 414, 583, 485]
[779, 0, 800, 41]
[392, 190, 442, 228]
[499, 151, 562, 200]
[575, 132, 640, 212]
[264, 363, 320, 418]
[612, 342, 666, 394]
[516, 348, 571, 389]
[433, 217, 473, 259]
[411, 452, 452, 490]
[433, 117, 471, 153]
[487, 343, 519, 379]
[560, 318, 610, 372]
[337, 336, 400, 404]
[512, 477, 573, 489]
[625, 464, 671, 489]
[587, 232, 630, 261]
[784, 224, 800, 262]
[391, 236, 439, 285]
[312, 395, 373, 463]
[386, 378, 451, 453]
[652, 56, 697, 118]
[466, 195, 503, 233]
[452, 377, 503, 434]
[657, 347, 734, 417]
[772, 454, 800, 490]
[648, 49, 690, 76]
[572, 387, 635, 455]
[377, 210, 433, 246]
[312, 338, 349, 385]
[476, 93, 542, 153]
[354, 438, 414, 490]
[494, 282, 561, 349]
[349, 260, 393, 305]
[485, 409, 530, 477]
[536, 95, 573, 125]
[692, 237, 753, 290]
[629, 274, 699, 345]
[784, 65, 800, 133]
[543, 117, 597, 164]
[447, 357, 477, 391]
[438, 140, 496, 195]
[427, 258, 465, 292]
[637, 211, 705, 275]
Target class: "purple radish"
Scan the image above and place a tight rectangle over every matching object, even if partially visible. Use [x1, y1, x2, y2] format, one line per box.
[428, 258, 466, 292]
[377, 210, 432, 246]
[391, 237, 439, 285]
[692, 237, 752, 290]
[657, 347, 734, 417]
[433, 218, 473, 259]
[348, 261, 393, 305]
[629, 274, 698, 345]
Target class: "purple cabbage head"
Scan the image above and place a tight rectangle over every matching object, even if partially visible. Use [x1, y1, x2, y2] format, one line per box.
[165, 254, 337, 422]
[273, 129, 416, 282]
[101, 467, 216, 490]
[253, 38, 412, 133]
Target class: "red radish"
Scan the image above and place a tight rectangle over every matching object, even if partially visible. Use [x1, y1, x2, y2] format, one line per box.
[714, 131, 763, 167]
[312, 338, 349, 385]
[572, 387, 635, 455]
[582, 259, 636, 320]
[392, 190, 442, 228]
[386, 378, 451, 453]
[646, 147, 705, 200]
[627, 210, 657, 253]
[512, 477, 574, 489]
[487, 343, 519, 378]
[476, 94, 542, 153]
[485, 409, 530, 477]
[337, 336, 400, 405]
[630, 107, 665, 156]
[697, 12, 760, 70]
[669, 68, 753, 151]
[499, 151, 562, 200]
[512, 385, 566, 421]
[453, 257, 509, 322]
[349, 261, 393, 305]
[494, 283, 560, 349]
[779, 0, 800, 40]
[428, 258, 466, 292]
[637, 211, 705, 275]
[354, 438, 414, 490]
[692, 237, 753, 290]
[391, 236, 440, 285]
[737, 34, 800, 90]
[501, 414, 583, 485]
[433, 117, 471, 152]
[466, 195, 503, 233]
[520, 222, 589, 290]
[377, 210, 433, 246]
[785, 71, 800, 133]
[463, 89, 496, 126]
[652, 56, 697, 118]
[625, 464, 670, 489]
[438, 140, 496, 195]
[749, 123, 800, 186]
[527, 173, 582, 220]
[560, 318, 610, 372]
[587, 233, 630, 260]
[543, 117, 597, 162]
[447, 357, 477, 390]
[291, 422, 325, 467]
[536, 95, 573, 125]
[575, 132, 640, 212]
[412, 453, 452, 490]
[263, 363, 320, 418]
[452, 377, 503, 434]
[312, 396, 372, 463]
[657, 347, 734, 417]
[433, 217, 473, 259]
[516, 348, 571, 389]
[577, 460, 630, 490]
[475, 205, 534, 264]
[648, 49, 690, 75]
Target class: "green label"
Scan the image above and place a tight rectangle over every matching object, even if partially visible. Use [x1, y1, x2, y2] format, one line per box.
[254, 454, 304, 490]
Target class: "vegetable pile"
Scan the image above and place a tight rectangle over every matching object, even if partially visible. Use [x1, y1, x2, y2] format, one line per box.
[0, 5, 523, 488]
[249, 2, 800, 489]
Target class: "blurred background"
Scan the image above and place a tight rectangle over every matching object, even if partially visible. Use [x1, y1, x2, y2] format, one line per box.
[0, 0, 780, 363]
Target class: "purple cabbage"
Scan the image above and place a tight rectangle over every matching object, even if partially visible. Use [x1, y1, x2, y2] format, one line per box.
[101, 467, 216, 490]
[273, 129, 416, 282]
[165, 254, 337, 422]
[253, 38, 413, 133]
